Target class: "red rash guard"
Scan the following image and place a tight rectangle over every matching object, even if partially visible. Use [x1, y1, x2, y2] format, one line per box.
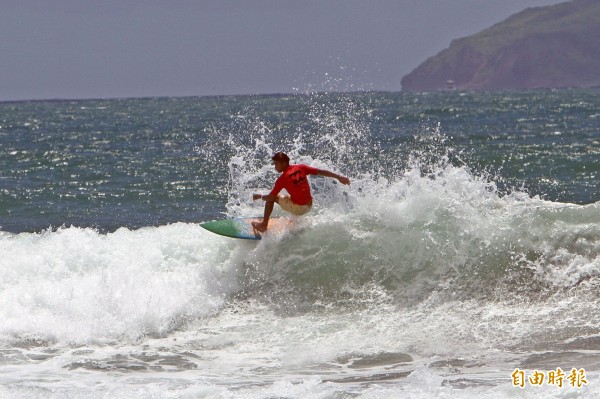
[268, 164, 319, 206]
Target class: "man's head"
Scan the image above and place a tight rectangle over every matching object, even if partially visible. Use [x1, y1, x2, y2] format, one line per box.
[271, 152, 290, 173]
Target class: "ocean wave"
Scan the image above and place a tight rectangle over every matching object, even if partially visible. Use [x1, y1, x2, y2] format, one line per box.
[0, 224, 242, 345]
[230, 157, 600, 307]
[0, 149, 600, 346]
[2, 161, 600, 347]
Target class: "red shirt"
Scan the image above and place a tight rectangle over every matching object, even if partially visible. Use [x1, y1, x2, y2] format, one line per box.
[269, 164, 319, 205]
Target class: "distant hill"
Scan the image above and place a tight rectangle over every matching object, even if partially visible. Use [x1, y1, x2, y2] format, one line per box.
[401, 0, 600, 91]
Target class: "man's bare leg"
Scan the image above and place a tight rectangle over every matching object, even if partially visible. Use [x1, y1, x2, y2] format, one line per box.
[252, 199, 276, 232]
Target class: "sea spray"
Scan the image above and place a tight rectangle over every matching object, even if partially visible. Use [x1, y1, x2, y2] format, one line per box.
[195, 91, 600, 309]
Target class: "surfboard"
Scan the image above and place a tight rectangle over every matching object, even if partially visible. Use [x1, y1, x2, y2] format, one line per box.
[200, 217, 291, 240]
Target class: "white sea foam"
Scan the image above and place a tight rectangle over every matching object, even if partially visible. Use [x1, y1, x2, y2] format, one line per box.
[0, 223, 247, 345]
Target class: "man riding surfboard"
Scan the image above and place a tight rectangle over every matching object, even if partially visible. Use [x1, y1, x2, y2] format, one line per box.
[251, 152, 350, 232]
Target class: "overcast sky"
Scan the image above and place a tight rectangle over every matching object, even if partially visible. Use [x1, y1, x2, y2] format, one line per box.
[1, 0, 564, 101]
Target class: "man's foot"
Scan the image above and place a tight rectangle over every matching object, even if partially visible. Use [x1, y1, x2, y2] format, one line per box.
[251, 221, 268, 233]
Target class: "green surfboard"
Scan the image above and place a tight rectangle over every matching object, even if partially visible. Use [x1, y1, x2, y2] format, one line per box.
[200, 217, 290, 240]
[200, 218, 261, 240]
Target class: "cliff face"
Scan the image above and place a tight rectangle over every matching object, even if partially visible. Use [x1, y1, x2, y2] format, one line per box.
[401, 0, 600, 91]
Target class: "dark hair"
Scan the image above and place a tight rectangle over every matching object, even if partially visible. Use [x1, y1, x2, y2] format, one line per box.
[271, 152, 290, 163]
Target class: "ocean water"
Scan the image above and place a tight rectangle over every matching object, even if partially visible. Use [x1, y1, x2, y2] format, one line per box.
[1, 90, 600, 398]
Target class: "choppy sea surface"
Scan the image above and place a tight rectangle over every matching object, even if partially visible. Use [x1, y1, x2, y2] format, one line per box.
[1, 90, 600, 398]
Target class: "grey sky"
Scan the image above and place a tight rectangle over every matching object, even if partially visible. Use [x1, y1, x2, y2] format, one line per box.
[1, 0, 563, 101]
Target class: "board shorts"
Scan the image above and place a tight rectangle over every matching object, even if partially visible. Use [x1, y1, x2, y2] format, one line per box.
[278, 195, 312, 216]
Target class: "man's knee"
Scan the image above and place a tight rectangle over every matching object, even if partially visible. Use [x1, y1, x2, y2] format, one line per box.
[274, 194, 286, 204]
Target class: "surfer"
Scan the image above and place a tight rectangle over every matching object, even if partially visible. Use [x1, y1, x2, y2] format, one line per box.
[251, 152, 350, 232]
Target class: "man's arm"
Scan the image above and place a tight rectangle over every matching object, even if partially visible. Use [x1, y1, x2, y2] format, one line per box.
[316, 169, 350, 185]
[253, 176, 284, 202]
[252, 193, 278, 202]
